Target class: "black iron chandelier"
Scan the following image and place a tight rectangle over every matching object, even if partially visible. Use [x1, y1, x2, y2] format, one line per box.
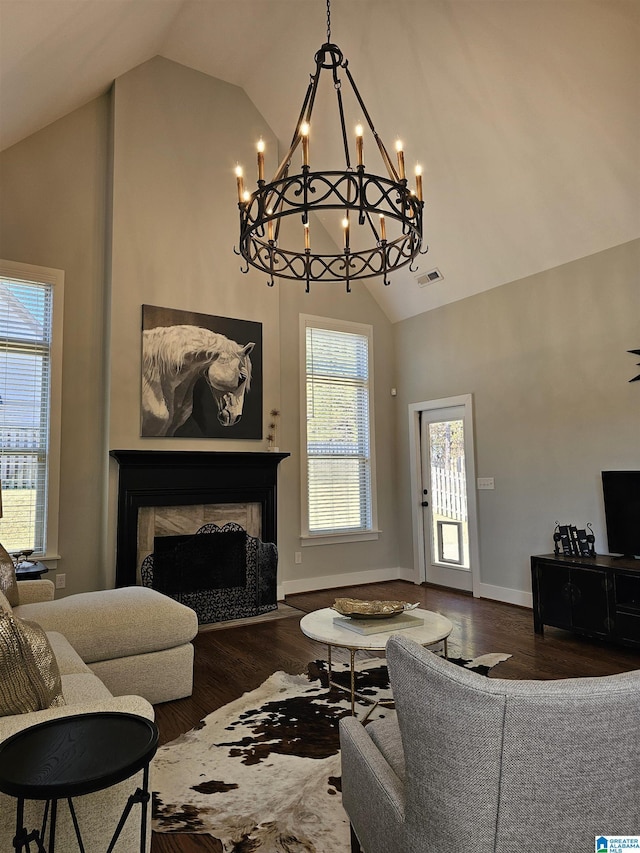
[234, 0, 426, 292]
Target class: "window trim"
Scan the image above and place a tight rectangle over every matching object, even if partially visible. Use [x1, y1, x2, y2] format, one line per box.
[299, 313, 379, 546]
[0, 259, 64, 562]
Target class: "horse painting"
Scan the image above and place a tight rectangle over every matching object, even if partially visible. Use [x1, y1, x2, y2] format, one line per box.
[142, 324, 255, 437]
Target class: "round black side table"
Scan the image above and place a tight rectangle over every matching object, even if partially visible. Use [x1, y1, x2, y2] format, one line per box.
[0, 711, 159, 853]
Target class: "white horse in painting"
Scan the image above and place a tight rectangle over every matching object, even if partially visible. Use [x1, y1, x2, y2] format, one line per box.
[142, 325, 255, 436]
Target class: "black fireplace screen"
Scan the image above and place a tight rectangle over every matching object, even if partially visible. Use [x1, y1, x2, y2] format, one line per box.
[140, 522, 277, 624]
[152, 530, 247, 595]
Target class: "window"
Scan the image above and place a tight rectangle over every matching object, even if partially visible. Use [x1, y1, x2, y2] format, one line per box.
[0, 260, 63, 558]
[300, 315, 378, 544]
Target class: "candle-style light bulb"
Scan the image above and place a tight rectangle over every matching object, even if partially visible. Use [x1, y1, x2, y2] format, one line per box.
[304, 222, 310, 250]
[415, 164, 423, 202]
[379, 214, 387, 242]
[242, 190, 251, 203]
[257, 139, 265, 182]
[355, 123, 364, 167]
[395, 140, 405, 180]
[342, 216, 350, 249]
[300, 122, 310, 167]
[235, 165, 244, 202]
[267, 208, 274, 242]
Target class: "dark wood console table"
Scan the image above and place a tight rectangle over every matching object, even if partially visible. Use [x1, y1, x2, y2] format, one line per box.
[531, 553, 640, 648]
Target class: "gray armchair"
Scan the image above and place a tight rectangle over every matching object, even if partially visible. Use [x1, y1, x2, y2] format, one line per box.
[340, 635, 640, 853]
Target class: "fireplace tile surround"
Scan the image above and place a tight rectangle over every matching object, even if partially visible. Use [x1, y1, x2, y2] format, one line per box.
[137, 502, 262, 583]
[110, 450, 289, 588]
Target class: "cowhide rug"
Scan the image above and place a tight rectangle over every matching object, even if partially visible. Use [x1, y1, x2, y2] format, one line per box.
[152, 653, 511, 852]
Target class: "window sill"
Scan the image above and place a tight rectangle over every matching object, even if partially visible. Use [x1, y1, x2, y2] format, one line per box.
[36, 554, 61, 569]
[300, 530, 381, 547]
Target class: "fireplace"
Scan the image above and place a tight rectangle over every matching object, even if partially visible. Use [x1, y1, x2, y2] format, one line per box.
[110, 450, 289, 588]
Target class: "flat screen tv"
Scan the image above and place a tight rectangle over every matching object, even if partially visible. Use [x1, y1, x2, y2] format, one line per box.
[602, 471, 640, 559]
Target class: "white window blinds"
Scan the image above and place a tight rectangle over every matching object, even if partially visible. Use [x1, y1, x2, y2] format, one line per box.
[0, 277, 53, 553]
[304, 322, 374, 536]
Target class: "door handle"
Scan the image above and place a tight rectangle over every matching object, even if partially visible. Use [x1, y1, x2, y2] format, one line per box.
[421, 501, 429, 507]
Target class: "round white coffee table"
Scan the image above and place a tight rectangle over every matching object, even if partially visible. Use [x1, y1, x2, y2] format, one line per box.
[300, 607, 453, 715]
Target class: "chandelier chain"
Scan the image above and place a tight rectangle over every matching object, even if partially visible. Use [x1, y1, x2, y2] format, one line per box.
[326, 0, 331, 43]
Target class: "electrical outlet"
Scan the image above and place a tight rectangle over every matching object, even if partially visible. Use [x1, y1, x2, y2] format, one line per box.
[55, 573, 66, 589]
[294, 551, 302, 564]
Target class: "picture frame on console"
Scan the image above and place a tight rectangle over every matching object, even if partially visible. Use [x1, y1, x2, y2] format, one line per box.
[140, 304, 263, 439]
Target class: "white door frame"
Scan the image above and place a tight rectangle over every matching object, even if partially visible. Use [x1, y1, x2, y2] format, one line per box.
[408, 394, 481, 597]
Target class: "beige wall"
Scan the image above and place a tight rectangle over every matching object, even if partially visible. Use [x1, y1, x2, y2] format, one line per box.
[394, 239, 640, 597]
[108, 57, 280, 450]
[0, 96, 110, 594]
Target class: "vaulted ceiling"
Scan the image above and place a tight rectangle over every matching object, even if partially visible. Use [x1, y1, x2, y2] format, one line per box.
[1, 0, 638, 322]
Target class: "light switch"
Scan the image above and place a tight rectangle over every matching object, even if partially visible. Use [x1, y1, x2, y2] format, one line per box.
[477, 477, 495, 490]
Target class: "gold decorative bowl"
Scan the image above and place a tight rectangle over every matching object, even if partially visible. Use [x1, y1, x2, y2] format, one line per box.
[332, 598, 418, 619]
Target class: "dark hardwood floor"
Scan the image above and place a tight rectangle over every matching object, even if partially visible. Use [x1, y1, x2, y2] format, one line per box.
[151, 580, 640, 852]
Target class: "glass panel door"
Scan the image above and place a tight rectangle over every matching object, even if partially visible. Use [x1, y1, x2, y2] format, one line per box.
[428, 419, 469, 568]
[420, 407, 473, 591]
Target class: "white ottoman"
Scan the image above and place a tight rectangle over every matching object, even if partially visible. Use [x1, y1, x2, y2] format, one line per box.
[15, 586, 198, 704]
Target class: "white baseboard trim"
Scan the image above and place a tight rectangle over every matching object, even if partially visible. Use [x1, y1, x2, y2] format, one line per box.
[280, 571, 531, 608]
[282, 566, 416, 597]
[477, 582, 532, 609]
[397, 566, 420, 583]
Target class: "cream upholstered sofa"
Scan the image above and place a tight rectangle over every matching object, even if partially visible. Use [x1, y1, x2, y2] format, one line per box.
[0, 578, 198, 852]
[340, 634, 640, 853]
[14, 579, 198, 703]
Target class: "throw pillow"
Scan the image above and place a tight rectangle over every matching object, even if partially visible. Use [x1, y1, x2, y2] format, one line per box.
[0, 612, 65, 716]
[0, 588, 12, 615]
[0, 542, 19, 607]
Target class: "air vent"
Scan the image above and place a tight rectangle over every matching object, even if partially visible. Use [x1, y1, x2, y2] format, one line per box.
[416, 268, 444, 287]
